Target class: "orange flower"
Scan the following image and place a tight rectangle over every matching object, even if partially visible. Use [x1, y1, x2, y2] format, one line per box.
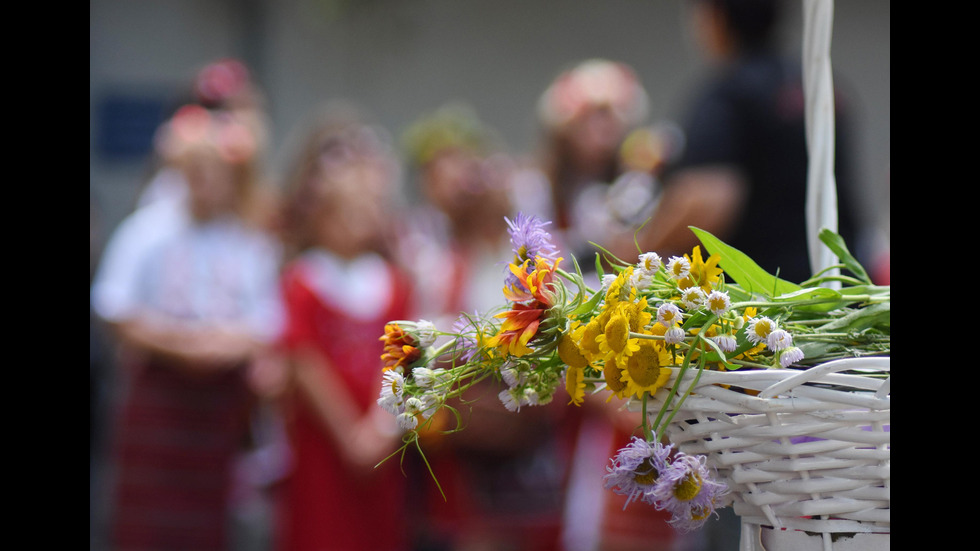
[503, 256, 562, 306]
[487, 256, 563, 357]
[486, 302, 546, 357]
[379, 323, 422, 371]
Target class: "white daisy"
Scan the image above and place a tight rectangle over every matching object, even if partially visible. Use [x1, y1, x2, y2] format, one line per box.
[501, 365, 525, 388]
[396, 411, 419, 431]
[657, 302, 683, 327]
[415, 319, 438, 348]
[601, 273, 618, 289]
[711, 334, 738, 353]
[705, 290, 731, 316]
[665, 326, 686, 346]
[498, 388, 522, 412]
[411, 367, 437, 389]
[746, 317, 777, 345]
[679, 287, 706, 310]
[667, 256, 691, 280]
[766, 329, 793, 351]
[630, 268, 654, 291]
[778, 346, 805, 367]
[638, 252, 662, 274]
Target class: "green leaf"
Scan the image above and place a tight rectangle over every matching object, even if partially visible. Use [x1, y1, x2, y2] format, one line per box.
[817, 301, 890, 334]
[572, 287, 605, 318]
[818, 229, 872, 284]
[690, 227, 802, 298]
[773, 286, 855, 313]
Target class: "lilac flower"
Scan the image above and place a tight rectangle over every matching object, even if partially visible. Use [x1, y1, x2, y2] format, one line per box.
[603, 436, 674, 507]
[651, 453, 729, 532]
[452, 313, 486, 364]
[505, 212, 559, 264]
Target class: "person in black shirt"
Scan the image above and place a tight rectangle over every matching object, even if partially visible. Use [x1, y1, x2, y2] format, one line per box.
[639, 0, 860, 284]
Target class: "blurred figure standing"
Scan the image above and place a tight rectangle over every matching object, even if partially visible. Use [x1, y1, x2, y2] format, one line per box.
[639, 0, 863, 284]
[505, 60, 685, 551]
[397, 103, 568, 551]
[511, 58, 663, 266]
[273, 105, 413, 551]
[398, 103, 514, 326]
[90, 102, 285, 551]
[137, 58, 278, 232]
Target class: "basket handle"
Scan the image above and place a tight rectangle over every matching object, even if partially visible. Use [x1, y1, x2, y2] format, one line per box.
[803, 0, 841, 284]
[757, 357, 889, 399]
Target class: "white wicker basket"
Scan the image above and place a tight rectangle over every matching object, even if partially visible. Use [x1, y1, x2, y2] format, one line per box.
[638, 356, 889, 550]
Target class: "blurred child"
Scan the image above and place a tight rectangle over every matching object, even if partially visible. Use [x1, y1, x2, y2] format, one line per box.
[397, 103, 569, 551]
[90, 104, 284, 551]
[512, 59, 655, 265]
[274, 107, 413, 551]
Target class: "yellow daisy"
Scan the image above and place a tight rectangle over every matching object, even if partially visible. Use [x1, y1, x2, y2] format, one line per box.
[565, 364, 586, 406]
[595, 307, 641, 369]
[678, 246, 723, 292]
[621, 338, 675, 399]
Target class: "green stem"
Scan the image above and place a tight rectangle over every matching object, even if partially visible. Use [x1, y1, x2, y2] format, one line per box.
[657, 338, 706, 432]
[641, 394, 653, 441]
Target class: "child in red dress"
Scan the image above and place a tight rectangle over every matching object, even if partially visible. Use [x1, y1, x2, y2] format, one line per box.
[274, 108, 413, 551]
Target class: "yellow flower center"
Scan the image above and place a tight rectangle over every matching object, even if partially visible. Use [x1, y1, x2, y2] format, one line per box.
[691, 504, 712, 521]
[673, 472, 703, 502]
[627, 341, 668, 388]
[633, 458, 660, 486]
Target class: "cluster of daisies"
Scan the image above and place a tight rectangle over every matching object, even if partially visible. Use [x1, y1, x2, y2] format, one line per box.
[604, 436, 729, 532]
[375, 211, 887, 532]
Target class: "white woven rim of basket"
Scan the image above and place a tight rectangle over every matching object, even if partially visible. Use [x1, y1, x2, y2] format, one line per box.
[634, 357, 890, 536]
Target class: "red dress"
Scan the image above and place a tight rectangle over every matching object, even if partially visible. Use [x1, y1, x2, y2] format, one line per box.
[276, 254, 413, 551]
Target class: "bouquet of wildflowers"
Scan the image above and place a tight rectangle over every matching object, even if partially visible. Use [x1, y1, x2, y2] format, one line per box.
[377, 212, 889, 532]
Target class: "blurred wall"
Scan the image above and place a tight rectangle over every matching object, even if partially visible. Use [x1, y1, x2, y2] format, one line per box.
[90, 0, 889, 249]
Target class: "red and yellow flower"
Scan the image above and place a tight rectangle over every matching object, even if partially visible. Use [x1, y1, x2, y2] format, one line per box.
[486, 256, 562, 358]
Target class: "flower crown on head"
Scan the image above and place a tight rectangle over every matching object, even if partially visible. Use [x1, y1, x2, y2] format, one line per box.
[537, 59, 650, 130]
[155, 104, 258, 165]
[194, 58, 253, 108]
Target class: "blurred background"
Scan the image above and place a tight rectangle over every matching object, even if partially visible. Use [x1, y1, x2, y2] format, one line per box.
[90, 0, 888, 242]
[90, 1, 889, 550]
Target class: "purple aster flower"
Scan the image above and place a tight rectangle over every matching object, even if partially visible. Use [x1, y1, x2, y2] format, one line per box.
[603, 435, 674, 507]
[651, 452, 729, 532]
[452, 312, 486, 364]
[506, 212, 559, 264]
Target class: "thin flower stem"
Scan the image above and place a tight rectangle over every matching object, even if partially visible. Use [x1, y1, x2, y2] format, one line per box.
[651, 338, 700, 435]
[731, 295, 874, 310]
[641, 394, 653, 441]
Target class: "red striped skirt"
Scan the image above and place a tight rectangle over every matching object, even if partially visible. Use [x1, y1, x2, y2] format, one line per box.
[110, 361, 252, 551]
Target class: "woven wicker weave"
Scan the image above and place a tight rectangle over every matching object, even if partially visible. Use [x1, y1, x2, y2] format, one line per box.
[637, 356, 889, 544]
